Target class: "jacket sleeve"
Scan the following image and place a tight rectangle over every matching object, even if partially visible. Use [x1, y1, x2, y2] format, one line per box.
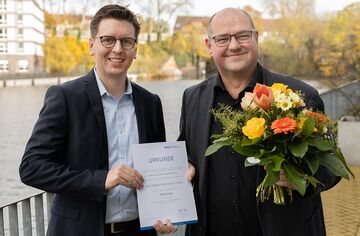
[19, 86, 107, 202]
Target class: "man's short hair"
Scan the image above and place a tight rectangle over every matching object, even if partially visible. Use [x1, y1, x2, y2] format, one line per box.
[90, 4, 140, 39]
[208, 8, 255, 36]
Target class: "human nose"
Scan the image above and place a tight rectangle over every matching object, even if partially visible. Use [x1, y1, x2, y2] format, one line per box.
[112, 39, 123, 52]
[228, 35, 241, 49]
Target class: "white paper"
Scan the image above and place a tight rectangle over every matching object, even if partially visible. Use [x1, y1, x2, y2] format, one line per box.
[132, 141, 198, 230]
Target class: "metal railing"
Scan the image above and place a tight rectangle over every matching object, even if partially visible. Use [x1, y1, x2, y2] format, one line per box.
[0, 192, 185, 236]
[0, 192, 53, 236]
[320, 80, 360, 120]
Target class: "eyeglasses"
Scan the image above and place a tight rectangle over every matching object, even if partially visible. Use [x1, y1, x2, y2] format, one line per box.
[211, 30, 257, 47]
[95, 35, 137, 49]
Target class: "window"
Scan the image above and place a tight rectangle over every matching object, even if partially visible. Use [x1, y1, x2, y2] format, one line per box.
[0, 43, 6, 54]
[17, 14, 23, 24]
[17, 0, 23, 11]
[0, 14, 6, 25]
[18, 28, 23, 39]
[18, 42, 24, 53]
[18, 59, 28, 72]
[0, 60, 9, 73]
[0, 28, 7, 39]
[0, 0, 6, 10]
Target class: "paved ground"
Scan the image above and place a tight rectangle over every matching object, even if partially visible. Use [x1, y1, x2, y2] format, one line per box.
[322, 165, 360, 236]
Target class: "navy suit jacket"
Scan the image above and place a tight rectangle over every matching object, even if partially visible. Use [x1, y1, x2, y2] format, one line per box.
[179, 64, 340, 236]
[19, 70, 165, 236]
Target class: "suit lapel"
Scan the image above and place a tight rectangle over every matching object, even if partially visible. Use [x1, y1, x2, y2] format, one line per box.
[131, 82, 146, 143]
[84, 70, 108, 169]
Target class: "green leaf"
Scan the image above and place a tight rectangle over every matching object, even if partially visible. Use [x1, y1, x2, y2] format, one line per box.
[306, 136, 334, 151]
[288, 142, 308, 158]
[334, 148, 354, 178]
[304, 154, 320, 175]
[305, 176, 322, 188]
[210, 133, 225, 139]
[268, 155, 285, 171]
[241, 136, 261, 146]
[263, 169, 280, 187]
[318, 153, 349, 179]
[283, 163, 307, 196]
[233, 143, 259, 157]
[205, 138, 232, 156]
[302, 117, 315, 137]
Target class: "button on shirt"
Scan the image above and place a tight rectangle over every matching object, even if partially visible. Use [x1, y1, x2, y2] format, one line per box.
[94, 69, 139, 223]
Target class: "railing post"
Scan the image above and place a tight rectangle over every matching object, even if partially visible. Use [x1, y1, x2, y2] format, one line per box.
[0, 208, 4, 236]
[34, 195, 45, 236]
[8, 204, 19, 236]
[22, 199, 32, 236]
[46, 192, 54, 221]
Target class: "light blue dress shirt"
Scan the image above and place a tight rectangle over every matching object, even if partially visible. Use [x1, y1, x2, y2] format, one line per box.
[94, 69, 139, 223]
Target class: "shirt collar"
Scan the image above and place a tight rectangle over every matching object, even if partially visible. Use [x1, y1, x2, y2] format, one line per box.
[94, 68, 133, 98]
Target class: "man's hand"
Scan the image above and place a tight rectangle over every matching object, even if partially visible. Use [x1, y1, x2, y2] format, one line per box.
[276, 169, 294, 189]
[187, 163, 195, 182]
[153, 219, 178, 234]
[105, 164, 144, 190]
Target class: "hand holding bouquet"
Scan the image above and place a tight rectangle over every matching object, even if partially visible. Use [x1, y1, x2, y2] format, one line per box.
[206, 83, 353, 205]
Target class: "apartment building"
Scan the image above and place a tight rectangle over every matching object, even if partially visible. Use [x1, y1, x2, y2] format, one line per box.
[0, 0, 45, 75]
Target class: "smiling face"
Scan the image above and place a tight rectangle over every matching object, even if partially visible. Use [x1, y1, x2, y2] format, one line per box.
[206, 8, 258, 77]
[89, 18, 137, 81]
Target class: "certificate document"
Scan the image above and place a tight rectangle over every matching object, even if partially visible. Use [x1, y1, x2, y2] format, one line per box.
[132, 141, 198, 230]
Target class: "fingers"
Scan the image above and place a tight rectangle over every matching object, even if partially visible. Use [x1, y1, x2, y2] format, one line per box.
[187, 163, 195, 182]
[153, 219, 178, 234]
[105, 164, 144, 190]
[276, 169, 294, 189]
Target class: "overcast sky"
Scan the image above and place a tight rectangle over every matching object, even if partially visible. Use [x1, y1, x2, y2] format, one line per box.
[188, 0, 359, 16]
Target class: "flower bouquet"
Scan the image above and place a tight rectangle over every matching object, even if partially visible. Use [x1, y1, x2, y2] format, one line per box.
[205, 83, 353, 205]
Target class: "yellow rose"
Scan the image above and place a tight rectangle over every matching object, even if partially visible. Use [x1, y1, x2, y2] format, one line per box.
[271, 83, 288, 93]
[242, 117, 266, 139]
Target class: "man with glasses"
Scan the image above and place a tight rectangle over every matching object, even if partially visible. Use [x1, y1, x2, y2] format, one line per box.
[19, 5, 168, 236]
[178, 8, 340, 236]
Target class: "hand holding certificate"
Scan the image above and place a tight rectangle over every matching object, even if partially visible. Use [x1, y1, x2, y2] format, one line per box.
[132, 141, 198, 230]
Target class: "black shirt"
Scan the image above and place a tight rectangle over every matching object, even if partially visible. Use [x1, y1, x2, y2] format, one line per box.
[207, 65, 264, 236]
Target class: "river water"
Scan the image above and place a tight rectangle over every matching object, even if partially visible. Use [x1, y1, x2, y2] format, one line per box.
[0, 79, 200, 206]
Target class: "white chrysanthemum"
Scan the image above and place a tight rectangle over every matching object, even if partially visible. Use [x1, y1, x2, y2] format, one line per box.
[274, 93, 286, 103]
[277, 97, 293, 111]
[289, 92, 300, 102]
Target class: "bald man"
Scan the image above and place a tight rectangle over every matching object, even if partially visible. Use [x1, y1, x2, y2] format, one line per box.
[178, 8, 340, 236]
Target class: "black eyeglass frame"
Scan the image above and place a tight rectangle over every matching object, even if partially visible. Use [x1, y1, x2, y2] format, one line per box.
[211, 29, 257, 47]
[95, 35, 138, 50]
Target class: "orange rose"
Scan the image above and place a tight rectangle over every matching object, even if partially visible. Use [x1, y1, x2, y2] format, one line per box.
[271, 117, 297, 134]
[253, 83, 273, 111]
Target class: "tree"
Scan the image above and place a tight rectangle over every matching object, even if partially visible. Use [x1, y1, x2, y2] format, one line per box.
[138, 0, 192, 41]
[167, 22, 209, 78]
[318, 3, 360, 79]
[44, 36, 94, 74]
[260, 0, 321, 76]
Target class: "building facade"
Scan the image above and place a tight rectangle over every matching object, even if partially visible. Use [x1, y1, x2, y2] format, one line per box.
[0, 0, 45, 75]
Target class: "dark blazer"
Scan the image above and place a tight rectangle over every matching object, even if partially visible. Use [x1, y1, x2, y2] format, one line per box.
[19, 70, 165, 236]
[179, 65, 340, 236]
